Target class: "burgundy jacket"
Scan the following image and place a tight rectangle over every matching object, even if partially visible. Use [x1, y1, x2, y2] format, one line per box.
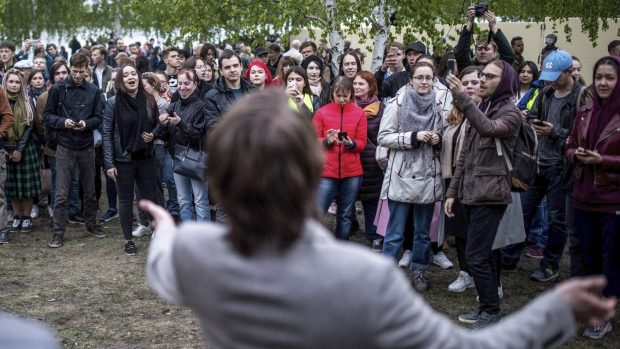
[566, 104, 620, 214]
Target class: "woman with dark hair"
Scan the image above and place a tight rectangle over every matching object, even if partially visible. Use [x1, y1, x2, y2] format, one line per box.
[199, 43, 219, 77]
[285, 66, 320, 118]
[314, 76, 367, 240]
[379, 62, 443, 292]
[272, 56, 296, 86]
[154, 68, 209, 222]
[103, 63, 161, 255]
[516, 61, 542, 111]
[203, 60, 216, 85]
[135, 55, 150, 76]
[27, 69, 47, 105]
[338, 52, 362, 79]
[243, 59, 273, 90]
[177, 57, 212, 101]
[302, 55, 331, 107]
[150, 46, 165, 72]
[353, 71, 383, 249]
[571, 56, 587, 86]
[2, 69, 41, 233]
[566, 55, 620, 339]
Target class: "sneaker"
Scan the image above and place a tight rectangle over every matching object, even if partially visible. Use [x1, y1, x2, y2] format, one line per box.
[398, 250, 413, 268]
[328, 202, 337, 215]
[476, 285, 504, 302]
[87, 225, 106, 238]
[124, 240, 137, 256]
[458, 307, 482, 324]
[433, 251, 454, 269]
[20, 217, 33, 232]
[10, 217, 21, 233]
[411, 269, 429, 292]
[525, 246, 544, 259]
[530, 265, 559, 282]
[47, 206, 54, 218]
[132, 224, 152, 237]
[468, 311, 501, 330]
[583, 321, 612, 340]
[30, 206, 39, 219]
[99, 208, 119, 223]
[0, 231, 9, 244]
[448, 271, 475, 293]
[68, 214, 86, 225]
[48, 234, 63, 248]
[371, 238, 383, 253]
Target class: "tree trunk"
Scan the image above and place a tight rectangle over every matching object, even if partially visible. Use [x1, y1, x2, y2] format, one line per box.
[370, 0, 390, 72]
[325, 0, 343, 78]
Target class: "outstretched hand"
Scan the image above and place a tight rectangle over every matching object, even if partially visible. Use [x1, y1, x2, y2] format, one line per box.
[139, 200, 174, 230]
[555, 276, 617, 328]
[446, 74, 464, 96]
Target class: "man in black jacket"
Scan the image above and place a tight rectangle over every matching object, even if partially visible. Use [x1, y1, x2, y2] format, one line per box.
[453, 6, 515, 72]
[44, 53, 105, 248]
[204, 50, 255, 223]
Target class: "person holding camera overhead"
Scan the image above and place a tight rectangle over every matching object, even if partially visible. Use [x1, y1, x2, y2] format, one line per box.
[313, 76, 367, 240]
[454, 4, 515, 71]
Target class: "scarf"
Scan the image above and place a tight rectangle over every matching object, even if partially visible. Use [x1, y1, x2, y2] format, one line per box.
[355, 95, 380, 118]
[399, 84, 438, 176]
[588, 56, 620, 149]
[28, 87, 46, 101]
[6, 93, 31, 144]
[115, 90, 152, 153]
[308, 78, 322, 97]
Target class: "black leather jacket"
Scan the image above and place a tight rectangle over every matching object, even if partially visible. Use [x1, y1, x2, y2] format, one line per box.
[205, 77, 255, 135]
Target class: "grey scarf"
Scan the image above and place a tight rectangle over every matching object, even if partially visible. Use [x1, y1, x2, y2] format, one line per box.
[399, 84, 438, 176]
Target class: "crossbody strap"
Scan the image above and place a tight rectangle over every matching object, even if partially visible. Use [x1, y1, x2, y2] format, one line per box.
[495, 138, 513, 171]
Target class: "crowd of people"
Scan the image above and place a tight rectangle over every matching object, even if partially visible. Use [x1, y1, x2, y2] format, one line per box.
[0, 5, 619, 341]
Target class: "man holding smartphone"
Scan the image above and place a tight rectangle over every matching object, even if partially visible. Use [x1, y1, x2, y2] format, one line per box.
[501, 50, 582, 282]
[44, 53, 105, 248]
[374, 42, 405, 97]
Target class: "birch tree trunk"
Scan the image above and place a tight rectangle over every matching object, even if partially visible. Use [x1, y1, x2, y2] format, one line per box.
[370, 0, 390, 72]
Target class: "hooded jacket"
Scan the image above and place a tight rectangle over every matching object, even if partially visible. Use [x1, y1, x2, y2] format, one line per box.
[205, 76, 255, 135]
[43, 76, 103, 150]
[313, 102, 367, 179]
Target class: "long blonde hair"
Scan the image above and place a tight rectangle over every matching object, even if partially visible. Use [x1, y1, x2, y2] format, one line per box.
[2, 69, 34, 123]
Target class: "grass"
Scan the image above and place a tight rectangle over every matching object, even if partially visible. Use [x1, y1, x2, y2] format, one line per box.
[0, 207, 617, 348]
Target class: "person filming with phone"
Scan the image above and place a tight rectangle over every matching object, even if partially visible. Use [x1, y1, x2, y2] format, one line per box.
[285, 66, 320, 119]
[313, 76, 367, 240]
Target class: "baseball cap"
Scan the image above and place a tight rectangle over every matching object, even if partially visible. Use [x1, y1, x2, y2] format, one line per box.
[255, 46, 268, 57]
[405, 42, 427, 55]
[539, 50, 572, 82]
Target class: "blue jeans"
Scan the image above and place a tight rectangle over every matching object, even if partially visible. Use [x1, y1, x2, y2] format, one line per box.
[382, 200, 434, 270]
[502, 164, 567, 270]
[317, 176, 362, 240]
[155, 144, 179, 216]
[174, 173, 210, 222]
[361, 199, 380, 242]
[527, 197, 549, 248]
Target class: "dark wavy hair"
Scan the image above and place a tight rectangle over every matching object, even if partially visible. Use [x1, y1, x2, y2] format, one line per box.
[517, 61, 540, 81]
[284, 66, 312, 95]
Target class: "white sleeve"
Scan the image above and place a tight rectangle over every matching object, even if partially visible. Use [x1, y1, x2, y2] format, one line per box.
[146, 221, 184, 304]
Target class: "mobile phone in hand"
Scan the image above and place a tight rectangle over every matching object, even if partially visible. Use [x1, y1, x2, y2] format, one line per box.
[166, 106, 174, 117]
[337, 131, 348, 141]
[447, 59, 457, 76]
[531, 119, 545, 126]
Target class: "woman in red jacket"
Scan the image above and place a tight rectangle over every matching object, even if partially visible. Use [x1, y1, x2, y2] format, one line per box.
[566, 55, 620, 340]
[314, 77, 367, 240]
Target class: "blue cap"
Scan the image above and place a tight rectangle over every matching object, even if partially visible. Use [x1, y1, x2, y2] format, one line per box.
[539, 50, 573, 82]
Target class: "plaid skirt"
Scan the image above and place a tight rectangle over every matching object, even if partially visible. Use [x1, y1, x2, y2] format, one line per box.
[5, 143, 41, 199]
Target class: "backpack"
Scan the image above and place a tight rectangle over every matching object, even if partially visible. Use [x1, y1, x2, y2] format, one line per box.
[495, 122, 538, 192]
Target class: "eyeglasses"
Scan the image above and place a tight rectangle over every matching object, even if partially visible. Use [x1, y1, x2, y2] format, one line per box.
[462, 80, 480, 86]
[412, 75, 434, 82]
[481, 72, 501, 80]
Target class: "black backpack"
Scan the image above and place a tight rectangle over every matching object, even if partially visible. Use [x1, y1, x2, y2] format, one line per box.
[495, 122, 538, 192]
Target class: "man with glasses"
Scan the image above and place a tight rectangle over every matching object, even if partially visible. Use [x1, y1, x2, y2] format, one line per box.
[501, 50, 582, 282]
[454, 6, 515, 71]
[44, 53, 106, 248]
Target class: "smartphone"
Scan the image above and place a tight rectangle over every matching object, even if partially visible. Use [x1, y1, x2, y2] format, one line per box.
[389, 46, 398, 56]
[531, 119, 545, 126]
[447, 59, 457, 76]
[166, 106, 174, 117]
[337, 131, 348, 141]
[30, 39, 40, 46]
[287, 80, 296, 90]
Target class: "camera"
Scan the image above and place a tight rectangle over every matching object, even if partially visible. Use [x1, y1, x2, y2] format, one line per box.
[474, 3, 488, 17]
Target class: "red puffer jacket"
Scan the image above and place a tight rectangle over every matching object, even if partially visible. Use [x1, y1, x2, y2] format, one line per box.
[313, 102, 367, 179]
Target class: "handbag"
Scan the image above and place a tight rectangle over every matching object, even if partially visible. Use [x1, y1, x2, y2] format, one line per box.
[40, 159, 52, 195]
[172, 143, 207, 182]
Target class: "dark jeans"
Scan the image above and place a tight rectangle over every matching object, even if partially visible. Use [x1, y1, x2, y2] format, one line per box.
[154, 144, 179, 216]
[116, 157, 159, 240]
[361, 199, 380, 242]
[53, 146, 98, 234]
[502, 164, 567, 271]
[574, 209, 620, 298]
[318, 176, 362, 240]
[566, 197, 583, 277]
[464, 204, 507, 315]
[105, 172, 117, 210]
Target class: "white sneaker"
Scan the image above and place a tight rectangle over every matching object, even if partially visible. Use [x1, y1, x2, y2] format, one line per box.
[328, 202, 337, 215]
[433, 251, 454, 269]
[132, 224, 152, 237]
[398, 250, 413, 268]
[448, 271, 475, 293]
[30, 206, 39, 219]
[47, 206, 54, 218]
[476, 285, 504, 302]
